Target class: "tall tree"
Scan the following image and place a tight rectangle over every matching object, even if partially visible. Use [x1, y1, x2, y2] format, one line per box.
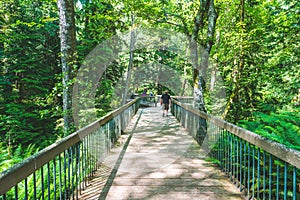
[0, 0, 61, 149]
[190, 0, 218, 112]
[122, 13, 136, 105]
[57, 0, 77, 135]
[194, 0, 218, 144]
[125, 0, 218, 144]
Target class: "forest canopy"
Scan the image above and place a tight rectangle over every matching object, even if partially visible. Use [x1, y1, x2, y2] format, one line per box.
[0, 0, 299, 170]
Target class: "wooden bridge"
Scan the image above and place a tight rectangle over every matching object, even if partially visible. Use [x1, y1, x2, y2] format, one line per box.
[1, 97, 300, 200]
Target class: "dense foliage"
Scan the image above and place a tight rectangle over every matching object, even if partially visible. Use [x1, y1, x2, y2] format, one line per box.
[239, 107, 300, 149]
[0, 0, 299, 171]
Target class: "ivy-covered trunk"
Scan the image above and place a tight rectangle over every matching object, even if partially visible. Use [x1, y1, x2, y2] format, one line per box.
[190, 0, 217, 146]
[57, 0, 76, 135]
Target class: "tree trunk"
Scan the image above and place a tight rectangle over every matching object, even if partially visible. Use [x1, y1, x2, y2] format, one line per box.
[57, 0, 76, 135]
[222, 0, 245, 121]
[190, 0, 217, 145]
[156, 37, 165, 95]
[122, 14, 136, 105]
[180, 46, 189, 96]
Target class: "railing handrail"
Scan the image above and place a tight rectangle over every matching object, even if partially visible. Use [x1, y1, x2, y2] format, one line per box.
[172, 98, 300, 169]
[172, 96, 194, 100]
[0, 98, 140, 195]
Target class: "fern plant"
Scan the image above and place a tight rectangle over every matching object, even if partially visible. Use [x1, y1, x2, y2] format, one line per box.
[238, 107, 300, 150]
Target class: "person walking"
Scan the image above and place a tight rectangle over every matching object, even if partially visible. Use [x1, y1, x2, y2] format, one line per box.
[160, 90, 171, 117]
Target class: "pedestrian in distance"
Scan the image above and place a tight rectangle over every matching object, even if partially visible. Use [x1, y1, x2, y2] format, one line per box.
[160, 90, 171, 117]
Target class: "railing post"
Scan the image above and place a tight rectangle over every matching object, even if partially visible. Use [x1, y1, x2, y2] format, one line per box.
[257, 149, 261, 199]
[284, 162, 287, 200]
[276, 163, 280, 200]
[263, 151, 266, 199]
[293, 167, 297, 200]
[239, 138, 243, 191]
[269, 155, 272, 200]
[252, 146, 255, 199]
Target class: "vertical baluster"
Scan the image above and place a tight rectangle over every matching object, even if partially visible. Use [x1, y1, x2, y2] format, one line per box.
[227, 131, 230, 176]
[233, 134, 235, 181]
[14, 185, 18, 200]
[223, 131, 227, 173]
[92, 129, 95, 174]
[81, 139, 85, 190]
[79, 143, 83, 196]
[269, 155, 272, 200]
[276, 163, 280, 200]
[257, 149, 261, 199]
[106, 122, 110, 154]
[230, 134, 233, 181]
[53, 158, 56, 200]
[71, 146, 75, 200]
[293, 166, 297, 200]
[68, 149, 71, 199]
[247, 144, 251, 198]
[78, 143, 81, 196]
[252, 147, 255, 199]
[185, 111, 189, 130]
[239, 139, 243, 191]
[243, 141, 246, 192]
[41, 166, 44, 200]
[185, 109, 188, 129]
[47, 163, 51, 200]
[98, 126, 101, 167]
[76, 143, 79, 200]
[263, 151, 266, 200]
[59, 155, 62, 199]
[24, 178, 28, 200]
[91, 132, 94, 179]
[220, 129, 224, 170]
[33, 171, 37, 200]
[284, 162, 287, 200]
[180, 106, 182, 125]
[217, 126, 221, 164]
[235, 137, 239, 187]
[233, 136, 236, 184]
[231, 135, 235, 182]
[82, 137, 86, 188]
[63, 151, 67, 199]
[220, 127, 223, 164]
[88, 133, 91, 181]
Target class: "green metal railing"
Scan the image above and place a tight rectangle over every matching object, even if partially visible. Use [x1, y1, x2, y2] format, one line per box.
[0, 98, 140, 200]
[172, 98, 300, 200]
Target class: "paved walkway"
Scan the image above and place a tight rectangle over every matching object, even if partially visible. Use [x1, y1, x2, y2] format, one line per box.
[79, 107, 245, 200]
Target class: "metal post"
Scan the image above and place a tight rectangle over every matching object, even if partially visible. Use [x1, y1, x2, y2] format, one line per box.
[47, 163, 51, 200]
[252, 147, 255, 198]
[239, 139, 243, 191]
[33, 172, 37, 200]
[24, 178, 28, 200]
[53, 159, 56, 200]
[257, 149, 261, 199]
[263, 152, 266, 200]
[293, 167, 297, 200]
[284, 162, 287, 200]
[14, 185, 18, 200]
[269, 155, 272, 200]
[41, 166, 44, 200]
[276, 164, 280, 200]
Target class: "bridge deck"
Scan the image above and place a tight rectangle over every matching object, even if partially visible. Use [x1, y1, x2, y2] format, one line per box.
[79, 107, 244, 200]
